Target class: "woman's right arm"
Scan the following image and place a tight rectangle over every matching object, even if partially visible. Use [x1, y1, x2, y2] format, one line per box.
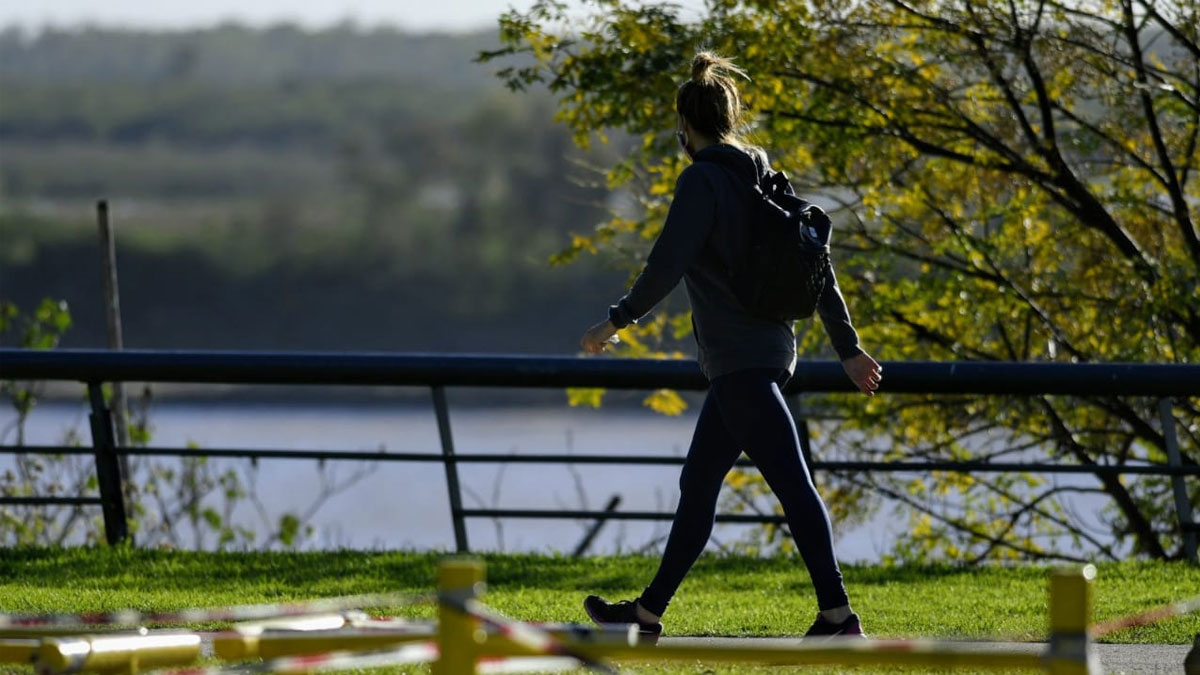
[608, 167, 716, 328]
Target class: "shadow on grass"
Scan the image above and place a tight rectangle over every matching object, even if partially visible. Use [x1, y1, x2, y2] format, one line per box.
[1, 547, 1045, 599]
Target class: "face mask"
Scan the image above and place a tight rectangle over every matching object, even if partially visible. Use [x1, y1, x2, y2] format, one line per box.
[676, 129, 694, 161]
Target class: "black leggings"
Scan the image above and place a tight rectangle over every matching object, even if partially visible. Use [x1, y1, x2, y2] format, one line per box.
[638, 367, 849, 616]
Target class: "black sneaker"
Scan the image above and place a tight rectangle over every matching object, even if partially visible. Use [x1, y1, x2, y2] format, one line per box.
[803, 612, 866, 641]
[583, 595, 663, 644]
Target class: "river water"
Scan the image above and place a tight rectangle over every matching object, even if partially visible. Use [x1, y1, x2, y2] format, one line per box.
[0, 393, 907, 560]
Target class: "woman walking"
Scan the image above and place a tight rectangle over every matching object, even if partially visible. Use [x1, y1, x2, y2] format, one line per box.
[579, 51, 882, 642]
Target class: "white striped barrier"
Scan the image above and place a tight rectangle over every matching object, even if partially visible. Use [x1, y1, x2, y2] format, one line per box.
[1091, 595, 1200, 638]
[0, 593, 428, 631]
[162, 642, 437, 675]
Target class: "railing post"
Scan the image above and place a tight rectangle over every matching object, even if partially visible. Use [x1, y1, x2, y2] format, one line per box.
[1159, 398, 1198, 563]
[797, 416, 815, 470]
[86, 382, 128, 545]
[432, 385, 469, 553]
[785, 393, 815, 469]
[97, 200, 137, 524]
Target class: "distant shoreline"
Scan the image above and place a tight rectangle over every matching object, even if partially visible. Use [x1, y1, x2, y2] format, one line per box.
[20, 379, 708, 410]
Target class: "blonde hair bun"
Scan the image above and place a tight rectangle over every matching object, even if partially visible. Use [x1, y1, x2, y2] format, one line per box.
[690, 50, 749, 84]
[678, 50, 752, 145]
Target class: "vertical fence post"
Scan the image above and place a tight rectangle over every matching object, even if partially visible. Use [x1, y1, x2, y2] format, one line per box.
[1048, 565, 1099, 675]
[433, 558, 483, 675]
[432, 385, 469, 553]
[97, 200, 136, 527]
[785, 393, 815, 469]
[1159, 398, 1198, 563]
[797, 415, 815, 470]
[86, 382, 128, 545]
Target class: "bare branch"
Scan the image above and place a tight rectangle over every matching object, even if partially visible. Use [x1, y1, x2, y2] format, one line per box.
[844, 472, 1090, 562]
[1134, 0, 1200, 61]
[1121, 0, 1200, 266]
[888, 310, 1005, 360]
[975, 480, 1119, 560]
[1049, 101, 1170, 186]
[1037, 396, 1169, 558]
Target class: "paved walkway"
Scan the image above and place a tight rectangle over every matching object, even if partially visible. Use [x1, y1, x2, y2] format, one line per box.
[661, 637, 1193, 674]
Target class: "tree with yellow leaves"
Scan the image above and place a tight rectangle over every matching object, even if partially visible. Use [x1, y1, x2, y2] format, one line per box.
[480, 0, 1198, 561]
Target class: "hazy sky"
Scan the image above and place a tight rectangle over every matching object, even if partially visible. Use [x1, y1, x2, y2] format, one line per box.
[1, 0, 707, 33]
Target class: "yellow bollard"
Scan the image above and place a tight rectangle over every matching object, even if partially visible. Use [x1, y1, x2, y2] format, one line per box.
[0, 639, 38, 665]
[432, 558, 484, 675]
[36, 633, 202, 674]
[1048, 565, 1100, 675]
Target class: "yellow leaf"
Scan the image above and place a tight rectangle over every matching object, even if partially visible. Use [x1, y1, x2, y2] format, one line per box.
[644, 388, 687, 416]
[566, 387, 605, 408]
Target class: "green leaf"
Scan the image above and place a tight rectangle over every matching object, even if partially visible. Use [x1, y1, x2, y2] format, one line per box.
[201, 508, 222, 529]
[278, 513, 301, 547]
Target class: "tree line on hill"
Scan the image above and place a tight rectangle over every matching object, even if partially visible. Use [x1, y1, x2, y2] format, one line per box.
[0, 24, 644, 354]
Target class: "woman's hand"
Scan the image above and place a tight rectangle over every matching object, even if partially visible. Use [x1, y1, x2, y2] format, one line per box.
[580, 319, 620, 355]
[842, 352, 882, 396]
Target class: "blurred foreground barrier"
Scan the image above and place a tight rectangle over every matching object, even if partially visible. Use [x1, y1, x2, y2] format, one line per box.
[0, 593, 427, 631]
[37, 633, 202, 674]
[4, 558, 1200, 674]
[433, 559, 1090, 674]
[1091, 596, 1200, 639]
[1, 348, 1197, 560]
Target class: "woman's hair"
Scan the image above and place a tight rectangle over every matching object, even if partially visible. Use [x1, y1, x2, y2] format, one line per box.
[676, 51, 750, 145]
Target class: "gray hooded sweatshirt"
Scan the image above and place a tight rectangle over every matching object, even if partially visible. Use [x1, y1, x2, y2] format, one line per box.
[607, 143, 864, 381]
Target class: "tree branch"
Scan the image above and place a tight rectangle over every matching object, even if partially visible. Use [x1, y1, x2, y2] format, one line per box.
[844, 472, 1090, 562]
[1037, 396, 1169, 558]
[920, 191, 1091, 361]
[1121, 0, 1200, 267]
[888, 310, 1004, 360]
[1048, 101, 1170, 186]
[1134, 0, 1200, 61]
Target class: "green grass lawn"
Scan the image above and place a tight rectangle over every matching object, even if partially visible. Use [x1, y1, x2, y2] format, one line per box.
[2, 548, 1198, 674]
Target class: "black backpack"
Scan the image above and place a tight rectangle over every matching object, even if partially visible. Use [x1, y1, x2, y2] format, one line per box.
[701, 154, 832, 321]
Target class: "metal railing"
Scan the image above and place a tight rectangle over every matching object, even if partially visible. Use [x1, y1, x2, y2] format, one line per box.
[0, 348, 1197, 560]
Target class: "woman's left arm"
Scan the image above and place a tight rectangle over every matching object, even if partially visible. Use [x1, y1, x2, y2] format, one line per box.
[816, 263, 882, 395]
[816, 262, 864, 360]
